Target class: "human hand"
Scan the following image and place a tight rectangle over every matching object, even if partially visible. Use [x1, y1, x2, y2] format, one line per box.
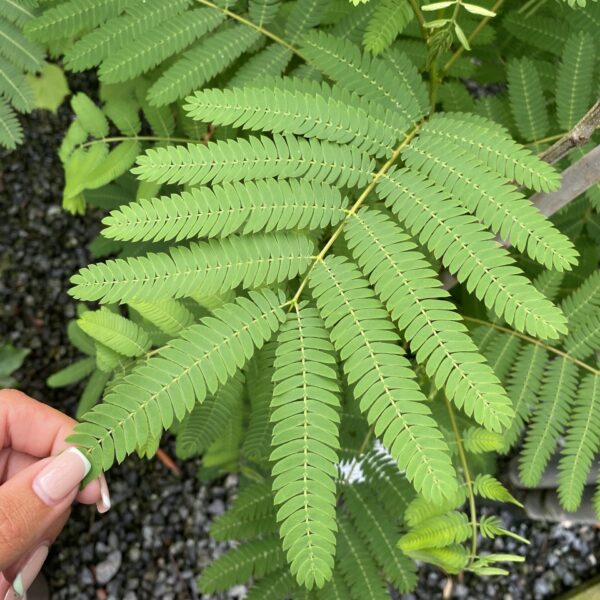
[0, 389, 110, 599]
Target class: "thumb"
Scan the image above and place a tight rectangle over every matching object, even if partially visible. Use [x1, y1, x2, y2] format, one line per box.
[0, 448, 90, 570]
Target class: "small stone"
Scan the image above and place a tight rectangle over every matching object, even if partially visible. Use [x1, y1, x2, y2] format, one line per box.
[95, 551, 122, 585]
[208, 499, 225, 516]
[228, 584, 247, 598]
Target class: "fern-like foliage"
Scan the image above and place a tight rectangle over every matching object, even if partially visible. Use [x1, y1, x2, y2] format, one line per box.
[70, 232, 314, 303]
[362, 0, 413, 55]
[176, 373, 244, 459]
[132, 134, 374, 188]
[37, 0, 600, 592]
[184, 82, 407, 158]
[345, 208, 513, 432]
[399, 511, 472, 553]
[343, 483, 417, 591]
[67, 290, 286, 479]
[78, 307, 151, 357]
[507, 58, 549, 143]
[309, 255, 458, 503]
[555, 32, 596, 130]
[0, 1, 44, 149]
[270, 305, 340, 588]
[102, 179, 348, 243]
[199, 535, 286, 594]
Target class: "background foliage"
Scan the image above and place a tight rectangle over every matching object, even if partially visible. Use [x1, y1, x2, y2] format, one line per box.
[16, 0, 600, 596]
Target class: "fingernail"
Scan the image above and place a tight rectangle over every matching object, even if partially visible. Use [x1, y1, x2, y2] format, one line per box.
[4, 544, 49, 600]
[32, 447, 91, 506]
[96, 475, 111, 514]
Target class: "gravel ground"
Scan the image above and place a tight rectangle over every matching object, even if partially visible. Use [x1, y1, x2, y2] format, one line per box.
[1, 77, 600, 600]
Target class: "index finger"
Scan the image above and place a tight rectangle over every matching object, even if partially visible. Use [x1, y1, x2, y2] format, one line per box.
[0, 389, 77, 458]
[0, 389, 108, 509]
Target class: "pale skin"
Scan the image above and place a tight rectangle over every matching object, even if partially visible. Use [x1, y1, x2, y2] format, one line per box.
[0, 389, 110, 599]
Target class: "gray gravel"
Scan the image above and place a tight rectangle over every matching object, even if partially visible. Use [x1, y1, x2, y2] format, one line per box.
[1, 73, 600, 599]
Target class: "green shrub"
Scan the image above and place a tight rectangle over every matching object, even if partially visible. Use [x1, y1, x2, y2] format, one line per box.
[36, 0, 600, 595]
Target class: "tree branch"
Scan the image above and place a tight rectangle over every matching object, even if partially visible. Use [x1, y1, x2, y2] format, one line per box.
[532, 143, 600, 217]
[539, 100, 600, 165]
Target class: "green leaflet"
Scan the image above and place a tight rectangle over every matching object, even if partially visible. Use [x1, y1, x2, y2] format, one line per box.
[556, 32, 596, 130]
[398, 511, 471, 552]
[184, 84, 408, 158]
[198, 536, 286, 594]
[246, 569, 296, 600]
[377, 167, 568, 340]
[407, 544, 469, 574]
[67, 289, 287, 479]
[242, 342, 277, 464]
[462, 427, 504, 454]
[248, 0, 282, 26]
[0, 56, 33, 113]
[77, 369, 111, 418]
[421, 113, 561, 193]
[0, 97, 22, 149]
[228, 44, 293, 89]
[176, 372, 245, 459]
[132, 134, 375, 188]
[345, 208, 514, 432]
[562, 271, 600, 330]
[0, 0, 37, 27]
[95, 342, 127, 373]
[71, 92, 108, 138]
[309, 255, 458, 503]
[404, 133, 578, 271]
[271, 306, 340, 589]
[362, 0, 413, 55]
[507, 58, 549, 143]
[343, 483, 417, 592]
[63, 0, 192, 71]
[284, 0, 329, 44]
[503, 12, 569, 56]
[24, 0, 132, 41]
[473, 474, 522, 507]
[557, 373, 600, 511]
[148, 25, 261, 106]
[502, 343, 548, 452]
[128, 299, 194, 335]
[336, 514, 389, 600]
[102, 179, 348, 243]
[70, 232, 315, 304]
[210, 480, 277, 541]
[98, 7, 224, 83]
[0, 17, 43, 72]
[78, 308, 151, 357]
[519, 358, 579, 487]
[299, 30, 428, 123]
[564, 315, 600, 360]
[47, 357, 96, 388]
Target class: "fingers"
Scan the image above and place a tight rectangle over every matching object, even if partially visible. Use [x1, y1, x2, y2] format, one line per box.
[0, 510, 70, 599]
[0, 449, 90, 571]
[0, 390, 76, 458]
[0, 389, 111, 511]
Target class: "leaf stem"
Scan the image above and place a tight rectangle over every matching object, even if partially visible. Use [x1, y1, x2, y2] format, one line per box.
[408, 0, 427, 38]
[194, 0, 306, 60]
[79, 135, 198, 149]
[441, 0, 505, 76]
[289, 125, 422, 306]
[524, 132, 567, 147]
[462, 315, 600, 375]
[443, 394, 478, 565]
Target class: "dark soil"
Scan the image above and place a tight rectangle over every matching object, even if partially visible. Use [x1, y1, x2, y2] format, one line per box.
[1, 76, 599, 600]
